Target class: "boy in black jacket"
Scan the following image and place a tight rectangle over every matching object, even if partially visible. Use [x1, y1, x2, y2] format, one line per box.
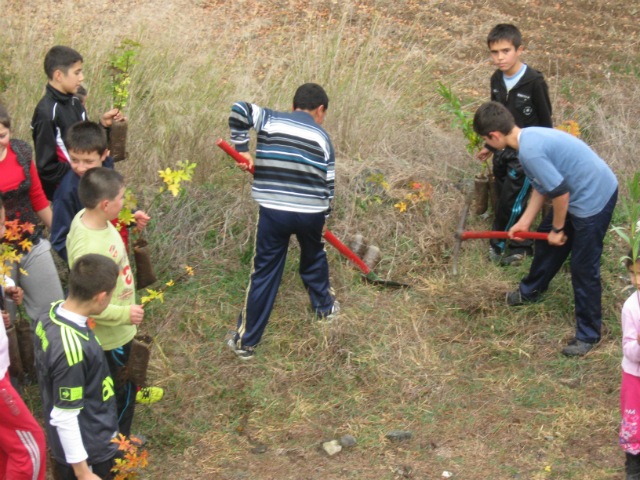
[31, 46, 123, 200]
[476, 24, 553, 265]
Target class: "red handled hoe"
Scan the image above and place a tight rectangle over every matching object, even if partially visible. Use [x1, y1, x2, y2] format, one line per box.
[216, 139, 408, 288]
[452, 190, 548, 274]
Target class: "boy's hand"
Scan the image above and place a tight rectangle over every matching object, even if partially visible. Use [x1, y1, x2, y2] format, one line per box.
[130, 305, 145, 325]
[100, 109, 125, 128]
[2, 311, 10, 329]
[237, 152, 254, 172]
[5, 286, 24, 306]
[507, 221, 531, 239]
[133, 210, 151, 231]
[547, 230, 567, 246]
[475, 147, 493, 162]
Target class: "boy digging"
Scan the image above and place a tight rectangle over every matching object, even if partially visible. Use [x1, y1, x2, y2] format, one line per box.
[473, 101, 617, 356]
[67, 168, 162, 438]
[31, 46, 123, 200]
[33, 254, 121, 480]
[226, 83, 338, 360]
[51, 121, 150, 263]
[476, 24, 553, 265]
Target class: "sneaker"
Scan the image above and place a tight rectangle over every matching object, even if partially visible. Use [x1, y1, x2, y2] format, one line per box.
[316, 301, 340, 324]
[226, 337, 255, 360]
[488, 247, 501, 263]
[500, 248, 531, 266]
[136, 387, 164, 404]
[561, 338, 595, 357]
[506, 289, 525, 306]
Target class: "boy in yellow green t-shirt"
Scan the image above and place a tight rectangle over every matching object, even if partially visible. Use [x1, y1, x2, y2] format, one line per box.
[66, 167, 162, 438]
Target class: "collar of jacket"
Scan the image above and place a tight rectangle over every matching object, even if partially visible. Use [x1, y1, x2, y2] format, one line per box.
[46, 83, 77, 105]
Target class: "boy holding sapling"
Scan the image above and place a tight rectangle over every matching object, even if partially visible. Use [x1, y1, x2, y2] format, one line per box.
[620, 250, 640, 480]
[476, 24, 553, 265]
[66, 168, 162, 438]
[33, 253, 121, 479]
[473, 101, 617, 356]
[31, 46, 124, 200]
[226, 83, 338, 360]
[51, 121, 149, 263]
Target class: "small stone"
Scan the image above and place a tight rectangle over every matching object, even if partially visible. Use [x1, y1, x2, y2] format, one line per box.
[394, 465, 412, 477]
[339, 434, 357, 447]
[442, 472, 453, 478]
[322, 440, 342, 456]
[558, 378, 580, 389]
[251, 445, 267, 454]
[386, 431, 413, 442]
[544, 435, 554, 442]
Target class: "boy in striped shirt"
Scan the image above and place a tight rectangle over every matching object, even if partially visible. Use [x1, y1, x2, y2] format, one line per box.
[227, 83, 338, 360]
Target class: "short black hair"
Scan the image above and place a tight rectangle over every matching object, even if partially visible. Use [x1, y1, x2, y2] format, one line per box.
[487, 24, 522, 49]
[293, 83, 329, 111]
[44, 46, 83, 80]
[0, 103, 11, 130]
[68, 254, 119, 302]
[473, 102, 516, 137]
[78, 167, 124, 209]
[67, 121, 108, 156]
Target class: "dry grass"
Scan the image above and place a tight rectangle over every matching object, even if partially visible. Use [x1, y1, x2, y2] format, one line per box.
[3, 0, 640, 478]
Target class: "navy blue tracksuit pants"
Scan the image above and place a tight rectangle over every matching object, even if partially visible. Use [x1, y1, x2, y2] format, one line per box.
[519, 189, 617, 343]
[235, 206, 335, 349]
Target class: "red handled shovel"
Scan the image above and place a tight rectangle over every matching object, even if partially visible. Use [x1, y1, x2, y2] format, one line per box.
[216, 139, 408, 288]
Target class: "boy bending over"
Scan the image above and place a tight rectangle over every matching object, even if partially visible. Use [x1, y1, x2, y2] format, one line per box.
[226, 83, 338, 360]
[473, 101, 618, 356]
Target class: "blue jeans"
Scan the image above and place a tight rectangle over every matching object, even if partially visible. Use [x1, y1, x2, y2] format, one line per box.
[519, 189, 617, 343]
[236, 206, 335, 348]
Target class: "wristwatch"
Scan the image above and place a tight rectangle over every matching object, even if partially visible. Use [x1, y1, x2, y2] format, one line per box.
[551, 225, 564, 233]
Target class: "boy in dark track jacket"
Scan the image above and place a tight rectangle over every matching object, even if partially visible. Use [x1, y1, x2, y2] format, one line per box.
[33, 254, 121, 479]
[476, 24, 553, 265]
[31, 46, 122, 200]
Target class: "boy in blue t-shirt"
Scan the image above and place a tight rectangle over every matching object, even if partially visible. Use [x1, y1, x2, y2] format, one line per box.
[473, 101, 618, 356]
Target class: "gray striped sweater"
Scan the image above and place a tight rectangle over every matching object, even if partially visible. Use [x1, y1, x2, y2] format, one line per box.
[229, 102, 335, 214]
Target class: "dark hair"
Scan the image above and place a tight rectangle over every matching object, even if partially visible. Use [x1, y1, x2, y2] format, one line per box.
[473, 102, 516, 137]
[487, 24, 522, 49]
[624, 249, 639, 269]
[293, 83, 329, 111]
[0, 103, 11, 130]
[78, 167, 124, 209]
[44, 46, 83, 80]
[76, 85, 87, 97]
[68, 253, 119, 302]
[66, 121, 107, 156]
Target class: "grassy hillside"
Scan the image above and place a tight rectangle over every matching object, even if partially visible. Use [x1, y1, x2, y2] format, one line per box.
[2, 0, 639, 478]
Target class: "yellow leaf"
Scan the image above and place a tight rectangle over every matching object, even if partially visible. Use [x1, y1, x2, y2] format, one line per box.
[19, 268, 28, 276]
[167, 183, 181, 197]
[166, 280, 175, 286]
[185, 265, 194, 276]
[394, 201, 407, 213]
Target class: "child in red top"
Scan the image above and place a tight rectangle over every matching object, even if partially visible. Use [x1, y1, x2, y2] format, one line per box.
[0, 103, 63, 321]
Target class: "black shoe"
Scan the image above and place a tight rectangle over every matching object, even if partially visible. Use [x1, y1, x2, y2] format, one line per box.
[626, 452, 640, 479]
[561, 338, 595, 357]
[500, 247, 532, 266]
[488, 247, 501, 263]
[506, 289, 524, 306]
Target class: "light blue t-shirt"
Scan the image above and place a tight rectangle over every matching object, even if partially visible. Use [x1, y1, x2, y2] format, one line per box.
[504, 64, 527, 92]
[518, 127, 618, 218]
